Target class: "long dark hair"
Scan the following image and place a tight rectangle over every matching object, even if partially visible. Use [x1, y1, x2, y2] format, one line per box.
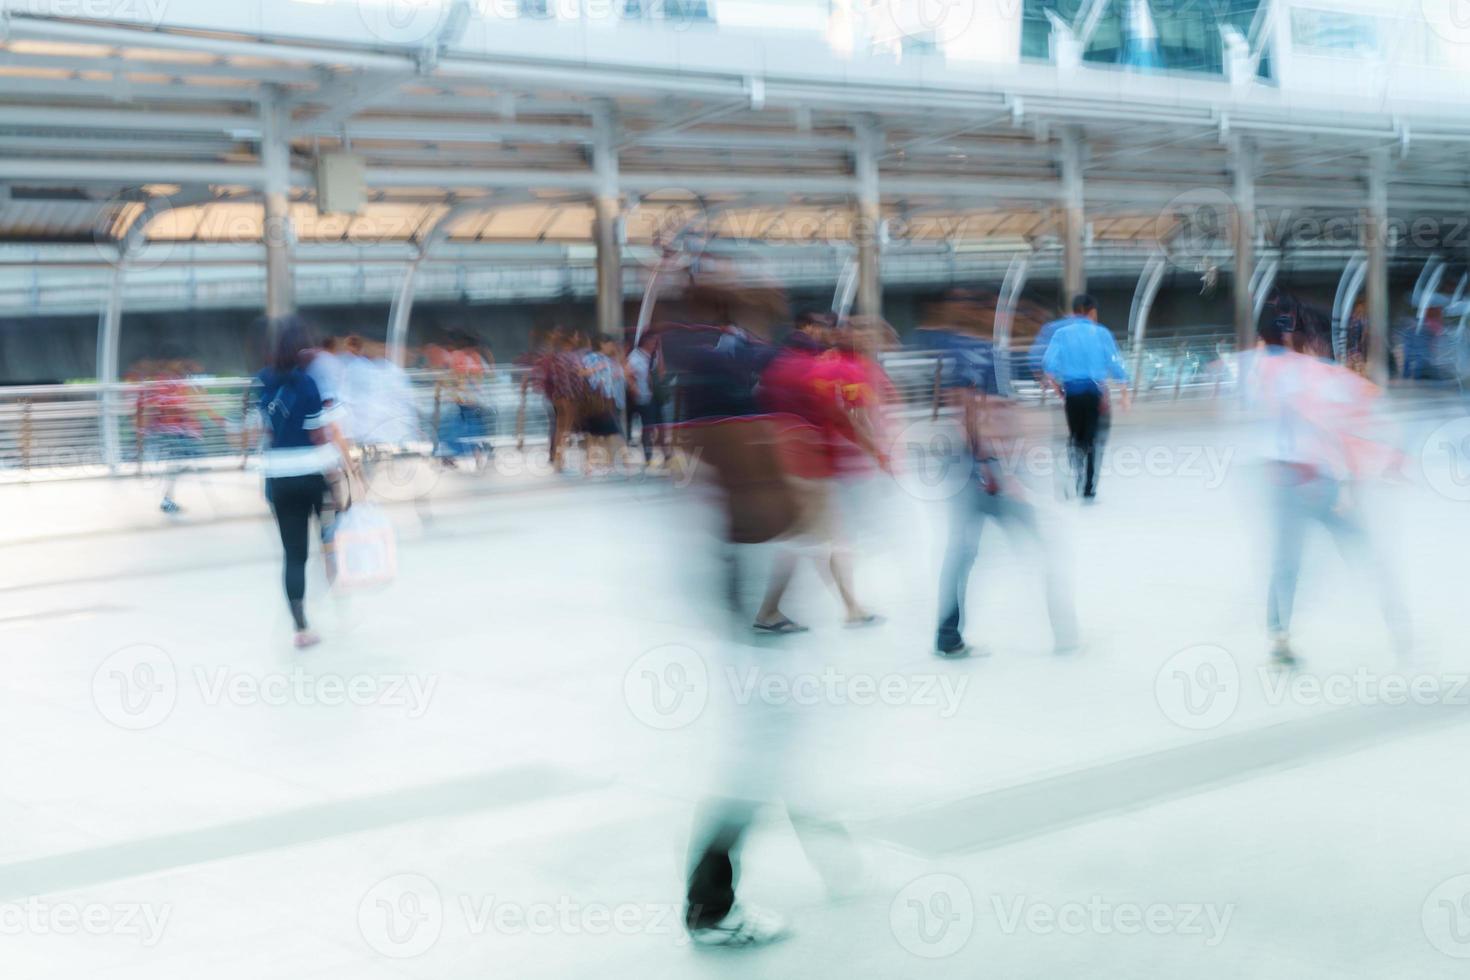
[269, 315, 319, 374]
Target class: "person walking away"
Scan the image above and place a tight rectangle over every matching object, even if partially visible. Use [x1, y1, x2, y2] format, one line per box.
[1041, 294, 1130, 501]
[625, 333, 664, 467]
[252, 317, 355, 649]
[923, 301, 1079, 657]
[580, 336, 627, 474]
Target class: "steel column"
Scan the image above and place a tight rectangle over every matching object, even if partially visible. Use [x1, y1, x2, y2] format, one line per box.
[1231, 135, 1257, 351]
[261, 86, 295, 330]
[592, 105, 623, 339]
[1364, 149, 1391, 384]
[1059, 127, 1086, 307]
[854, 118, 883, 319]
[96, 261, 126, 471]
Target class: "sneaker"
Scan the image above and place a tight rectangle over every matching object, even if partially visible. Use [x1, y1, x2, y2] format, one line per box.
[688, 904, 790, 949]
[936, 641, 988, 659]
[160, 498, 181, 514]
[294, 630, 321, 650]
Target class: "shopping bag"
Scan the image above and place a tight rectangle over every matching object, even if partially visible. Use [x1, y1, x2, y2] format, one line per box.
[324, 503, 397, 590]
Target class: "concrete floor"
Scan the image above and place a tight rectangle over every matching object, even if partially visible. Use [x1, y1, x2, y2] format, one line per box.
[3, 397, 1470, 978]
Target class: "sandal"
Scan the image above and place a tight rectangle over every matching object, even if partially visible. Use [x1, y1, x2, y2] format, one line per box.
[752, 617, 809, 635]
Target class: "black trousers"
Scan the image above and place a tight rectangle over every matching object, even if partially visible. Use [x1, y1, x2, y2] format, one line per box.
[630, 400, 662, 458]
[1063, 389, 1104, 497]
[266, 474, 327, 607]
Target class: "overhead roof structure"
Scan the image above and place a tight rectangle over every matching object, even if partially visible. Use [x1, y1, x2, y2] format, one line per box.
[1, 2, 1468, 236]
[0, 0, 1463, 318]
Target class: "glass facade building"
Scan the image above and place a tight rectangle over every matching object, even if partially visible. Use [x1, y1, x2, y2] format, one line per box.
[1021, 0, 1266, 76]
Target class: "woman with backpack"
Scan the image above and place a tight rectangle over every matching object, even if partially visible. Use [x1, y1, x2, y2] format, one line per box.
[252, 316, 355, 649]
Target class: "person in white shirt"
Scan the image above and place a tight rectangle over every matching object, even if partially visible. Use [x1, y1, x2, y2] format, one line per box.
[1244, 316, 1409, 666]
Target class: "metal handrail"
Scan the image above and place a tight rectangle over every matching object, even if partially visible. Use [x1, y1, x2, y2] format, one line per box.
[0, 337, 1241, 480]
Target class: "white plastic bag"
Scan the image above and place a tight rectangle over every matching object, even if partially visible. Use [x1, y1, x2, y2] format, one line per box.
[325, 503, 397, 590]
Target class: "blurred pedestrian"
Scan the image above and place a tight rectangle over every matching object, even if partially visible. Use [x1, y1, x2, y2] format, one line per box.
[251, 317, 355, 649]
[924, 299, 1079, 658]
[1041, 294, 1130, 501]
[1244, 316, 1410, 666]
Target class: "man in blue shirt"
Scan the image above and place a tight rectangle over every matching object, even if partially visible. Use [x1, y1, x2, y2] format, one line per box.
[1042, 294, 1130, 500]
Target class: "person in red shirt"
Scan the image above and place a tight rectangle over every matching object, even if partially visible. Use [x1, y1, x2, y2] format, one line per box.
[135, 357, 221, 514]
[750, 313, 889, 634]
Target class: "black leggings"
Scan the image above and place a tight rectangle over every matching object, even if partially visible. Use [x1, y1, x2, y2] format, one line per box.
[267, 474, 328, 627]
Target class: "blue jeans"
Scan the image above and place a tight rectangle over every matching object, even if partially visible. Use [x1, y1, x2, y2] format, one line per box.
[1266, 469, 1407, 640]
[936, 482, 1077, 650]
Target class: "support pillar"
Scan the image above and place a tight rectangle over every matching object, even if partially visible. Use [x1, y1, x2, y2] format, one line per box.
[97, 261, 125, 470]
[261, 86, 295, 334]
[1231, 135, 1257, 351]
[592, 106, 623, 340]
[1364, 149, 1391, 384]
[853, 118, 883, 319]
[1059, 126, 1086, 307]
